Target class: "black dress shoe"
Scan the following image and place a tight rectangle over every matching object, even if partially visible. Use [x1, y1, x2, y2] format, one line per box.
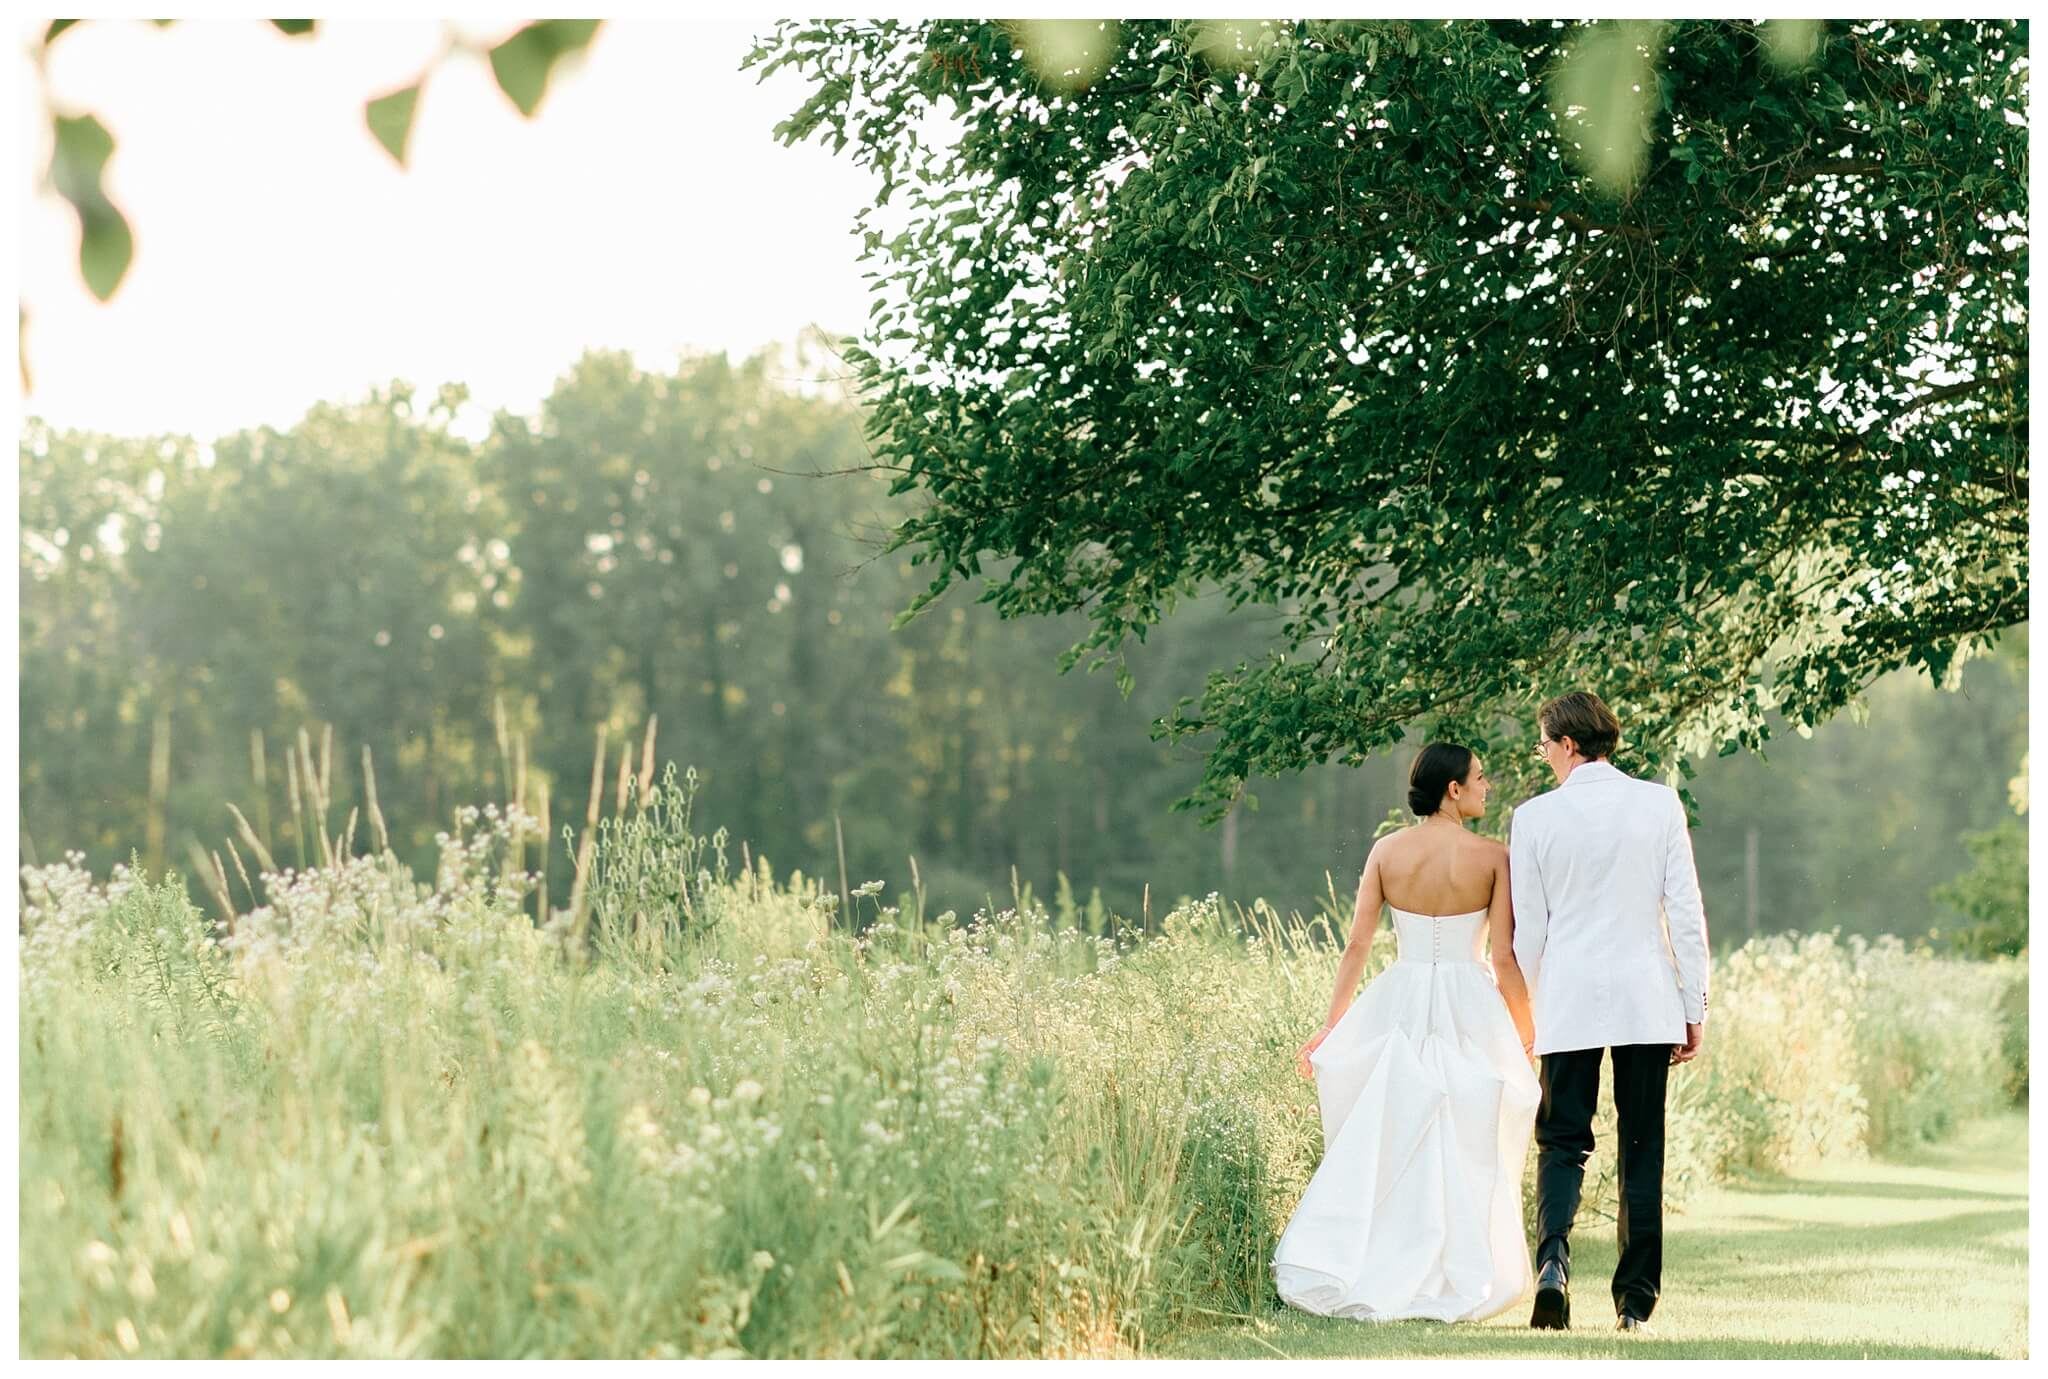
[1530, 1260, 1570, 1330]
[1617, 1315, 1656, 1336]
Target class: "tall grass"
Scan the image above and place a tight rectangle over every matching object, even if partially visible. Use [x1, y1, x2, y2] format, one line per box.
[18, 764, 2026, 1358]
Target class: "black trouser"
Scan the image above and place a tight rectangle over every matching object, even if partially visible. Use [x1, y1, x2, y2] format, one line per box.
[1533, 1043, 1670, 1321]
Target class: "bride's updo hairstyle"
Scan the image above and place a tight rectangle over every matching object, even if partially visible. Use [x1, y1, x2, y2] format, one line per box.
[1408, 743, 1475, 817]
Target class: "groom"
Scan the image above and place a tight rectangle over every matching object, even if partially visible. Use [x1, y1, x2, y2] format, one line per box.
[1509, 691, 1709, 1335]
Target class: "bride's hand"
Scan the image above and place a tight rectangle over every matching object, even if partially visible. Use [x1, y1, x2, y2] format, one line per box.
[1295, 1024, 1335, 1078]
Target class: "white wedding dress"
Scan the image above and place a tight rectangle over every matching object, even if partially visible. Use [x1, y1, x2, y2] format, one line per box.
[1272, 906, 1542, 1323]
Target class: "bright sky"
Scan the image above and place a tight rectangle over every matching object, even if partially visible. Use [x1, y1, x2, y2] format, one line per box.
[15, 16, 894, 442]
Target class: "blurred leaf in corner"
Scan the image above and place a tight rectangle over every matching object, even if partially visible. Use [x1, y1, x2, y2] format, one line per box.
[48, 114, 134, 302]
[1549, 19, 1668, 198]
[1760, 19, 1823, 74]
[1191, 18, 1288, 75]
[269, 19, 317, 38]
[488, 19, 603, 117]
[366, 81, 424, 167]
[1012, 19, 1119, 92]
[44, 19, 81, 45]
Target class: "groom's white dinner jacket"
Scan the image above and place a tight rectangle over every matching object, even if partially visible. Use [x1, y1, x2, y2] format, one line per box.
[1508, 758, 1710, 1057]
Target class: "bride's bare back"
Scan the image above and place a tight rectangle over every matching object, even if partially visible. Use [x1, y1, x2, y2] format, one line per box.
[1371, 822, 1501, 916]
[1299, 750, 1535, 1081]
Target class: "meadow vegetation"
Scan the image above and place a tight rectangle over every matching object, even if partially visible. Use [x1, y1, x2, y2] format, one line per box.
[19, 765, 2026, 1358]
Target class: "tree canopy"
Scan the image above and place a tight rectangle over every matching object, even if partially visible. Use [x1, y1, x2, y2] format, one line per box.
[749, 18, 2028, 818]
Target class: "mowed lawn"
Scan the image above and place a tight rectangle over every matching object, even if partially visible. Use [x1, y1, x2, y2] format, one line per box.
[1157, 1113, 2029, 1360]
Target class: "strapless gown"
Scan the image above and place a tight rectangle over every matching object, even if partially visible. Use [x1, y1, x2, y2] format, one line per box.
[1272, 907, 1542, 1323]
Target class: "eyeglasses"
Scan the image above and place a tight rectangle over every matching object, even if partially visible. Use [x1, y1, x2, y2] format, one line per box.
[1533, 736, 1555, 758]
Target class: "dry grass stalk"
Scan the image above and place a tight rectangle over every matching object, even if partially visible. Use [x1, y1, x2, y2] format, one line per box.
[298, 729, 333, 870]
[536, 776, 551, 922]
[223, 836, 256, 908]
[492, 693, 512, 794]
[249, 728, 273, 857]
[614, 739, 632, 817]
[146, 701, 172, 875]
[637, 715, 658, 806]
[585, 725, 607, 830]
[565, 827, 598, 958]
[502, 729, 529, 900]
[285, 748, 307, 871]
[226, 803, 277, 875]
[186, 839, 235, 924]
[210, 850, 235, 922]
[566, 726, 607, 953]
[512, 732, 527, 816]
[361, 745, 390, 856]
[834, 812, 850, 930]
[296, 725, 314, 802]
[341, 807, 359, 864]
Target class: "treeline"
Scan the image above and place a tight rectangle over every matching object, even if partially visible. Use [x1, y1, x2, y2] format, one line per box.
[17, 345, 2027, 939]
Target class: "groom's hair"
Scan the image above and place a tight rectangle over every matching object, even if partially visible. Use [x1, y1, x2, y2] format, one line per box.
[1539, 691, 1621, 760]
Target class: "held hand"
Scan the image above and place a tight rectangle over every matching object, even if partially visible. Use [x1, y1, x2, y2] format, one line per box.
[1295, 1024, 1336, 1079]
[1671, 1021, 1704, 1065]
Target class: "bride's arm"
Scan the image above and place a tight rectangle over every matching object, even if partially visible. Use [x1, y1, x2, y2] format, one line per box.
[1295, 847, 1385, 1075]
[1488, 843, 1537, 1056]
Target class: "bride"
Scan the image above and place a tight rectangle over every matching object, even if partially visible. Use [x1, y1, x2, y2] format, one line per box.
[1272, 743, 1542, 1323]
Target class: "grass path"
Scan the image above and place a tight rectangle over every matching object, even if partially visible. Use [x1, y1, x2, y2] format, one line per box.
[1155, 1113, 2029, 1360]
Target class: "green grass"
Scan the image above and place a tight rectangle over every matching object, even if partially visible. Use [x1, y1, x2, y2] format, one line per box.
[18, 773, 2029, 1358]
[1156, 1112, 2029, 1359]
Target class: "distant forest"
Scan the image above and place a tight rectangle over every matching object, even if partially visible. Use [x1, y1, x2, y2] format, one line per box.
[19, 346, 2028, 940]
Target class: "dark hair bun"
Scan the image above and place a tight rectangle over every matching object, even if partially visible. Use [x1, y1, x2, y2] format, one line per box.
[1408, 743, 1475, 817]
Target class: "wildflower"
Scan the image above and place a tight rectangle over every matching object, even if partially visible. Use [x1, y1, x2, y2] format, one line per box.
[733, 1078, 764, 1104]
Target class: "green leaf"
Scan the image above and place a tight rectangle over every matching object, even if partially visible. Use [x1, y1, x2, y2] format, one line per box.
[44, 19, 80, 45]
[365, 81, 423, 167]
[269, 19, 317, 38]
[917, 1257, 968, 1284]
[488, 19, 603, 117]
[48, 114, 133, 302]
